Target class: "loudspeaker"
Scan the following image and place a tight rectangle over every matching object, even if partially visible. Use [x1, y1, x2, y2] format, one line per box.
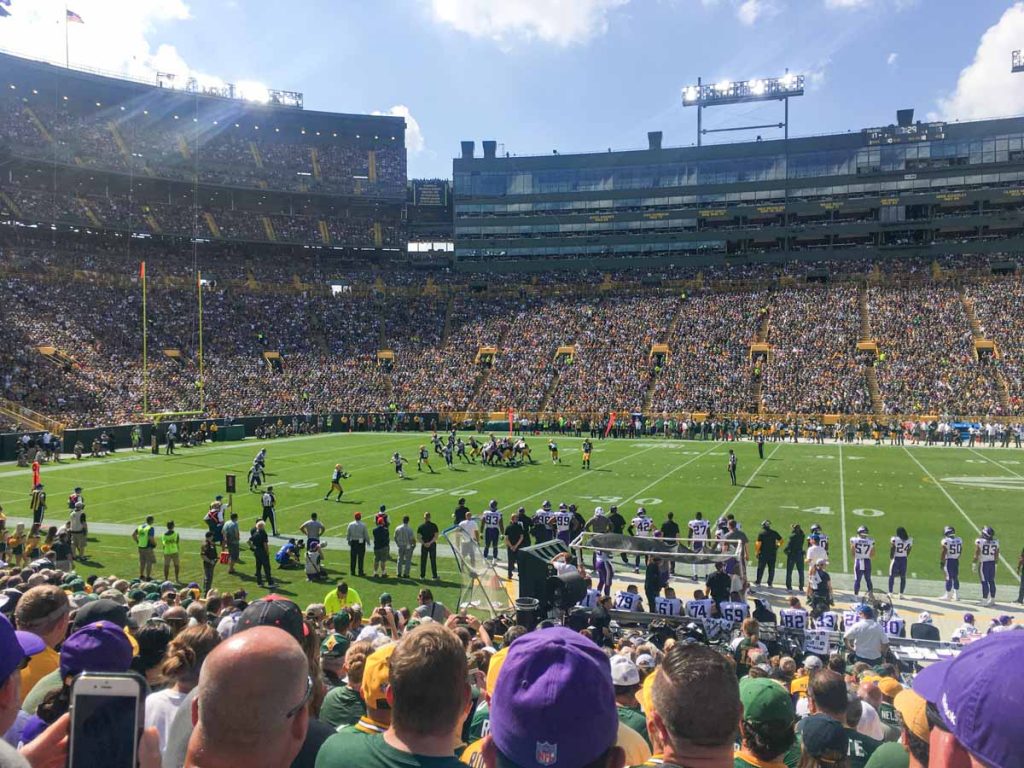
[517, 540, 567, 615]
[547, 571, 587, 610]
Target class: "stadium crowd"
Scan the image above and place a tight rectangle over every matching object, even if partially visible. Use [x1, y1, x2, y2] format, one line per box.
[1, 526, 1022, 768]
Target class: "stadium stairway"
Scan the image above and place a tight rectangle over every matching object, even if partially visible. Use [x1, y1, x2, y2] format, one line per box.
[318, 220, 331, 245]
[857, 286, 873, 341]
[865, 366, 884, 415]
[203, 212, 222, 239]
[642, 295, 688, 411]
[959, 289, 1013, 413]
[23, 106, 52, 144]
[858, 286, 885, 416]
[261, 215, 277, 242]
[0, 397, 63, 435]
[74, 196, 103, 228]
[248, 141, 263, 168]
[176, 134, 191, 161]
[310, 147, 322, 181]
[441, 295, 455, 346]
[0, 190, 22, 219]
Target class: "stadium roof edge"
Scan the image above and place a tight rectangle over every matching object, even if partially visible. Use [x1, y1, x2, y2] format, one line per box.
[453, 114, 1024, 169]
[0, 49, 404, 128]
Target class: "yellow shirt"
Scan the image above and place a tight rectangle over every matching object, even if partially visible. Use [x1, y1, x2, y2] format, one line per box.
[324, 587, 363, 615]
[20, 644, 59, 705]
[461, 722, 650, 768]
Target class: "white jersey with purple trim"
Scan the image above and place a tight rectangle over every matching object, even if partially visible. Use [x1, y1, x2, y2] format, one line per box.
[553, 511, 573, 533]
[719, 601, 749, 624]
[890, 537, 913, 557]
[654, 597, 682, 616]
[688, 519, 710, 549]
[815, 533, 830, 551]
[534, 509, 552, 526]
[975, 537, 1000, 562]
[481, 511, 503, 530]
[614, 591, 642, 612]
[850, 536, 874, 560]
[578, 588, 600, 608]
[815, 611, 842, 631]
[884, 617, 905, 637]
[779, 608, 809, 630]
[631, 515, 654, 537]
[685, 599, 713, 619]
[941, 536, 963, 559]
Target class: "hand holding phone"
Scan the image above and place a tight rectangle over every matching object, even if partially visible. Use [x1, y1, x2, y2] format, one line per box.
[69, 673, 146, 768]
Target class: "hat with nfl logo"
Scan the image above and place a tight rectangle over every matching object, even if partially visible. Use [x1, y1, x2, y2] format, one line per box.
[489, 627, 617, 768]
[913, 631, 1024, 768]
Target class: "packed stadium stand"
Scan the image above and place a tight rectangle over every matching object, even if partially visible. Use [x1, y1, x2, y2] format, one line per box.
[3, 53, 1024, 432]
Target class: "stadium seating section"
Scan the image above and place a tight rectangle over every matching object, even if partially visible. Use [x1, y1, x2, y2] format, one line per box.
[0, 234, 1019, 428]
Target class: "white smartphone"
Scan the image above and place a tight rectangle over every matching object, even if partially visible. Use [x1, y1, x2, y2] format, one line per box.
[69, 672, 146, 768]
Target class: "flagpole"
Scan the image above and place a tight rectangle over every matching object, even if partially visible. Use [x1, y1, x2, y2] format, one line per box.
[64, 3, 68, 68]
[141, 262, 148, 415]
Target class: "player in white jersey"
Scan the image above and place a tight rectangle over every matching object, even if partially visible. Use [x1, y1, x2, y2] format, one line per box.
[688, 512, 711, 581]
[614, 586, 643, 612]
[481, 499, 504, 561]
[629, 507, 654, 573]
[685, 594, 713, 619]
[888, 527, 913, 598]
[779, 602, 809, 630]
[578, 579, 601, 609]
[973, 525, 1000, 606]
[850, 526, 875, 596]
[940, 526, 963, 600]
[553, 504, 574, 545]
[654, 587, 683, 616]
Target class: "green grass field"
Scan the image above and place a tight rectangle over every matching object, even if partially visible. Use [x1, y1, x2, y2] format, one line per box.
[1, 432, 1022, 612]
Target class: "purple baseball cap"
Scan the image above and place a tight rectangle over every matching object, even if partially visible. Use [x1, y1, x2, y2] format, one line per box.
[60, 621, 133, 678]
[913, 632, 1024, 768]
[0, 613, 45, 681]
[490, 627, 618, 768]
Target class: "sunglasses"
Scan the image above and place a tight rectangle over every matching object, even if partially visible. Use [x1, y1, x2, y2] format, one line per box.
[285, 675, 313, 719]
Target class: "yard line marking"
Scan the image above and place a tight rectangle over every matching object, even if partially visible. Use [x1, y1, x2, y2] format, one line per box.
[839, 442, 848, 572]
[620, 444, 721, 504]
[721, 443, 781, 518]
[505, 445, 666, 511]
[967, 447, 1024, 478]
[902, 446, 1019, 580]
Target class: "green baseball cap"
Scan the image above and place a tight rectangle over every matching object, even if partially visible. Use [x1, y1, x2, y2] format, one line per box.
[863, 742, 910, 768]
[740, 677, 794, 724]
[321, 632, 350, 659]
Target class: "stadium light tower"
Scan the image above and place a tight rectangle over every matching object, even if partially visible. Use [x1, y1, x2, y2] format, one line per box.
[1013, 50, 1024, 73]
[681, 71, 804, 146]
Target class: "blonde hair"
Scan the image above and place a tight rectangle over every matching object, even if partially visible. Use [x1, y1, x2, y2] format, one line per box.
[160, 624, 220, 685]
[344, 640, 374, 687]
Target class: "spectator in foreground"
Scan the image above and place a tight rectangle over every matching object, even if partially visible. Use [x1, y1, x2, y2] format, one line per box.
[13, 585, 69, 705]
[185, 625, 310, 768]
[734, 677, 796, 767]
[799, 713, 850, 767]
[319, 639, 371, 729]
[315, 623, 470, 768]
[912, 632, 1023, 768]
[803, 669, 880, 768]
[647, 643, 741, 768]
[889, 689, 928, 767]
[475, 627, 625, 768]
[145, 624, 220, 751]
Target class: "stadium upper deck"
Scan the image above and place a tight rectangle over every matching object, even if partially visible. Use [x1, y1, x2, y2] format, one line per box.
[0, 51, 407, 251]
[453, 116, 1024, 269]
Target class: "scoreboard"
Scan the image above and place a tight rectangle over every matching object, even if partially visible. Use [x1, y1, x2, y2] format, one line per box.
[413, 180, 449, 207]
[864, 122, 947, 146]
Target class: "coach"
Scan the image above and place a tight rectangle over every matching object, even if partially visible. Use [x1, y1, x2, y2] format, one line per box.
[346, 512, 368, 576]
[418, 512, 439, 580]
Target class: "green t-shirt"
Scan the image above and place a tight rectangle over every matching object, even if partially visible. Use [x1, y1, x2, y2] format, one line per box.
[320, 685, 367, 730]
[22, 668, 62, 715]
[315, 731, 464, 768]
[467, 701, 489, 742]
[845, 727, 883, 768]
[878, 702, 900, 730]
[617, 704, 650, 748]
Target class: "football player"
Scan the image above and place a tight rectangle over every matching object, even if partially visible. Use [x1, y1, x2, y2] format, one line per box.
[940, 525, 963, 601]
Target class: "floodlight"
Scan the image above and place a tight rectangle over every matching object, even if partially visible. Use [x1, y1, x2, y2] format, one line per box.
[750, 79, 766, 96]
[780, 72, 797, 89]
[715, 80, 732, 93]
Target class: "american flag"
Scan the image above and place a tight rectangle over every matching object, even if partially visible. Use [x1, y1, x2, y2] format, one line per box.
[66, 9, 84, 23]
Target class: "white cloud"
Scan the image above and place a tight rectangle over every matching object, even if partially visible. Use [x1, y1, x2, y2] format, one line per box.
[933, 2, 1024, 121]
[887, 52, 898, 66]
[736, 0, 780, 25]
[824, 0, 870, 8]
[427, 0, 629, 47]
[0, 0, 199, 81]
[373, 105, 425, 154]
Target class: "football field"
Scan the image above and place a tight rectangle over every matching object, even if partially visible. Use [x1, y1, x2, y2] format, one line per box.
[1, 432, 1021, 612]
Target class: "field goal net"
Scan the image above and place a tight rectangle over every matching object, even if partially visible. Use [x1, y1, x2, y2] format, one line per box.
[442, 525, 514, 617]
[570, 532, 741, 566]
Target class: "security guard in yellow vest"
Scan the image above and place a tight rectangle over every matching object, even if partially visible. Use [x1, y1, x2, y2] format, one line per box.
[132, 515, 157, 580]
[162, 521, 181, 583]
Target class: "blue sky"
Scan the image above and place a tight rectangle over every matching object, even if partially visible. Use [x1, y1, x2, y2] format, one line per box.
[2, 0, 1024, 178]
